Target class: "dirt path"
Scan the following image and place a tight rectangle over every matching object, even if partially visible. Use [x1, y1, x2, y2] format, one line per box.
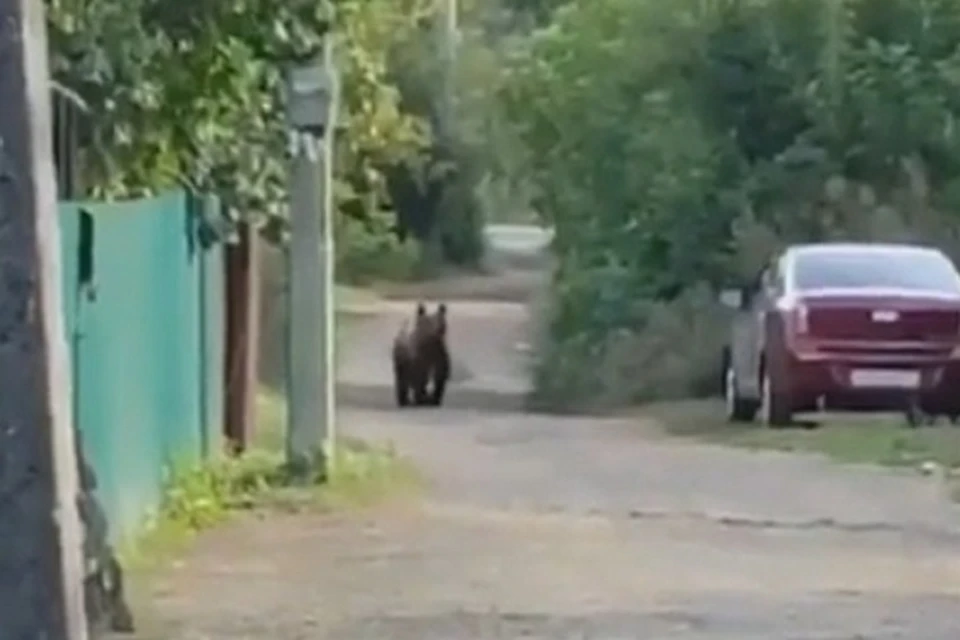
[149, 269, 960, 639]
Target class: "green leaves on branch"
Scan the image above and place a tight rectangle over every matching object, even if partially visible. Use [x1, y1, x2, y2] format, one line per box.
[46, 0, 432, 238]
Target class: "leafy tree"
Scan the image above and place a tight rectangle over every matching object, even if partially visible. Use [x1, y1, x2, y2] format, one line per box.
[380, 0, 496, 267]
[47, 0, 474, 279]
[499, 0, 960, 411]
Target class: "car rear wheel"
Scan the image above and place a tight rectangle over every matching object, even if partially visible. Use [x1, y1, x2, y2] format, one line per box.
[724, 365, 757, 423]
[760, 370, 792, 427]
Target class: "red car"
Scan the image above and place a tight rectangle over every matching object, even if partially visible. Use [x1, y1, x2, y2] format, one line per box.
[721, 243, 960, 426]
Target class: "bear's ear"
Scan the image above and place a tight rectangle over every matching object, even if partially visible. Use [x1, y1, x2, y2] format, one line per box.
[416, 302, 426, 316]
[437, 303, 447, 317]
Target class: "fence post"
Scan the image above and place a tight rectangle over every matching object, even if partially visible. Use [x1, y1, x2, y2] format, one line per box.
[224, 221, 260, 454]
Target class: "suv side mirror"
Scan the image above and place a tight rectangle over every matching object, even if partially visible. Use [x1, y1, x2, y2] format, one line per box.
[719, 288, 744, 309]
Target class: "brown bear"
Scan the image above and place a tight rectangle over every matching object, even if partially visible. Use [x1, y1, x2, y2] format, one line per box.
[392, 302, 450, 407]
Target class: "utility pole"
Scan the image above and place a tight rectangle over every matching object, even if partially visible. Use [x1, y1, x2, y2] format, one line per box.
[437, 0, 459, 143]
[319, 35, 338, 466]
[284, 31, 339, 482]
[442, 0, 458, 61]
[0, 0, 89, 638]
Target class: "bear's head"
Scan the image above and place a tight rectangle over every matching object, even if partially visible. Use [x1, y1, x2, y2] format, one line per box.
[412, 301, 447, 347]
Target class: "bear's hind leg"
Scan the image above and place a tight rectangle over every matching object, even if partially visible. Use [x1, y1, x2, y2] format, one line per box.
[411, 366, 429, 406]
[413, 382, 429, 406]
[430, 376, 447, 407]
[393, 360, 411, 407]
[430, 348, 451, 406]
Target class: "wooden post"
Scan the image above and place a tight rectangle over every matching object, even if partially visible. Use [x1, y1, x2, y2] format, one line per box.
[0, 0, 89, 637]
[224, 222, 260, 454]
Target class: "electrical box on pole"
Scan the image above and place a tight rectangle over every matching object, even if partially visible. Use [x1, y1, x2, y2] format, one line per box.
[284, 57, 337, 137]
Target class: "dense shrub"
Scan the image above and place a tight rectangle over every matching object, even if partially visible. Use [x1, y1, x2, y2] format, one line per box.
[335, 209, 422, 285]
[530, 284, 731, 413]
[502, 0, 960, 411]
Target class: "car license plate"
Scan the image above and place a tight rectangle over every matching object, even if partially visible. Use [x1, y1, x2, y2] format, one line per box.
[850, 369, 920, 389]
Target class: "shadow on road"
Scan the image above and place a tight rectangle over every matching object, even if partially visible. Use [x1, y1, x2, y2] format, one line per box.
[336, 382, 528, 414]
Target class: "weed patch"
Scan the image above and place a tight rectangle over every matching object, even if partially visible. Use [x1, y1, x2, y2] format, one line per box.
[119, 391, 420, 574]
[646, 400, 960, 474]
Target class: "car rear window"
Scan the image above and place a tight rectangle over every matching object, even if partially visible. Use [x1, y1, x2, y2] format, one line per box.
[793, 248, 960, 294]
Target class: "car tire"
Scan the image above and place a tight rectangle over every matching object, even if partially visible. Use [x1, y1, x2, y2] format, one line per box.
[760, 369, 792, 428]
[724, 364, 757, 423]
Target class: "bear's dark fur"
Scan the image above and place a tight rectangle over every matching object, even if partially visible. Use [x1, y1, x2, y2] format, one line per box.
[392, 302, 450, 407]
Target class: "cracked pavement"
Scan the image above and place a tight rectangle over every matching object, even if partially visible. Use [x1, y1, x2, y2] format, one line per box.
[148, 269, 960, 639]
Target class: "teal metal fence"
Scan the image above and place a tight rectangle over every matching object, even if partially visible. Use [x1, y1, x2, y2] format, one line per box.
[58, 189, 224, 540]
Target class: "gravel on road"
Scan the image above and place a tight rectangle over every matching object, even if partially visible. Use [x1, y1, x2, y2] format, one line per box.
[146, 283, 960, 639]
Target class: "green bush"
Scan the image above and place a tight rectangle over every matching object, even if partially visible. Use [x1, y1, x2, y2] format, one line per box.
[158, 452, 282, 531]
[335, 209, 423, 284]
[503, 0, 960, 411]
[530, 284, 730, 413]
[120, 433, 419, 571]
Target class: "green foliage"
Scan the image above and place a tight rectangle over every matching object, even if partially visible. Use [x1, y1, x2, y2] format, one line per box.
[379, 1, 493, 268]
[116, 391, 420, 573]
[47, 0, 335, 215]
[377, 0, 571, 267]
[158, 453, 281, 531]
[336, 208, 422, 284]
[530, 284, 730, 412]
[452, 3, 544, 225]
[498, 0, 572, 27]
[47, 0, 484, 281]
[335, 0, 432, 222]
[502, 0, 960, 410]
[120, 435, 419, 571]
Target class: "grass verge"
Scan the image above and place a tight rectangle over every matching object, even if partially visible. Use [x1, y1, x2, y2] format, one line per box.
[118, 389, 421, 575]
[645, 399, 960, 472]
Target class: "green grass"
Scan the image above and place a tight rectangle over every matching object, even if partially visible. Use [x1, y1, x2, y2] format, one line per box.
[118, 389, 421, 574]
[113, 390, 420, 638]
[646, 399, 960, 471]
